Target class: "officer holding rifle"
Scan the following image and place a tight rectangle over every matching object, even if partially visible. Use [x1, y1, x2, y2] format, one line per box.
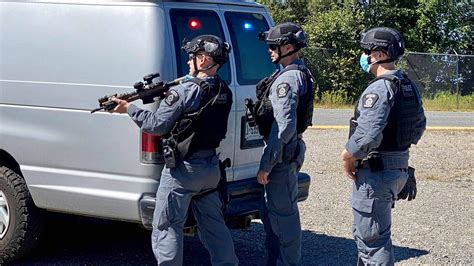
[108, 35, 238, 266]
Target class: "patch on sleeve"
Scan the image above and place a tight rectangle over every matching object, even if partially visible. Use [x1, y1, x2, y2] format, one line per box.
[276, 83, 290, 98]
[164, 90, 180, 106]
[362, 93, 379, 108]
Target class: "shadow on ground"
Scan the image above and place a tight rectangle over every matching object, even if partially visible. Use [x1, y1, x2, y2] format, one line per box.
[12, 214, 428, 265]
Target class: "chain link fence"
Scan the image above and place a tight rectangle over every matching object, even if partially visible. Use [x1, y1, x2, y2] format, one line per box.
[400, 52, 474, 109]
[301, 48, 474, 110]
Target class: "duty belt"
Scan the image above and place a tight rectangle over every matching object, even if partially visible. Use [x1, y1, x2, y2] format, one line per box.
[356, 155, 408, 171]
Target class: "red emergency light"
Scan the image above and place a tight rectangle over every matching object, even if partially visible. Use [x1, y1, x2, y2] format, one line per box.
[189, 19, 201, 29]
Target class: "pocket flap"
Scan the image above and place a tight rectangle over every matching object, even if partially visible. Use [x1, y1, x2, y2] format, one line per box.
[351, 198, 374, 214]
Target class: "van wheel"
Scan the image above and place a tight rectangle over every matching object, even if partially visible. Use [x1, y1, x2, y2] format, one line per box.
[0, 166, 44, 263]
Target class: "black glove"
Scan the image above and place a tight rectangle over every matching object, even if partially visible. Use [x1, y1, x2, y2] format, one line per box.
[398, 166, 417, 201]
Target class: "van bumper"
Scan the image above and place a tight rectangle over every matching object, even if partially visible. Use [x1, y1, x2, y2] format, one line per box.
[139, 172, 311, 229]
[225, 172, 310, 217]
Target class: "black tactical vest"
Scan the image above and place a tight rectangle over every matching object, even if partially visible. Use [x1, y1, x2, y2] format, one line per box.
[171, 76, 232, 158]
[254, 64, 315, 140]
[349, 74, 422, 151]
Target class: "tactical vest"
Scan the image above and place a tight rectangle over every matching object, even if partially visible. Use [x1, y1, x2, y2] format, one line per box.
[349, 74, 422, 151]
[254, 64, 315, 140]
[170, 77, 232, 158]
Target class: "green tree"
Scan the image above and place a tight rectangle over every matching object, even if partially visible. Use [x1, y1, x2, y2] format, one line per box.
[407, 0, 473, 54]
[256, 0, 310, 25]
[359, 2, 418, 41]
[257, 0, 473, 104]
[303, 4, 369, 101]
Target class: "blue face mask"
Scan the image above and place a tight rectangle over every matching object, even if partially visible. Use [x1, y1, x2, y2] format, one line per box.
[359, 53, 372, 73]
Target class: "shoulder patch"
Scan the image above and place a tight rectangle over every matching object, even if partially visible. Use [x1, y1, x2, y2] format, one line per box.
[362, 93, 379, 108]
[276, 83, 290, 98]
[164, 89, 180, 106]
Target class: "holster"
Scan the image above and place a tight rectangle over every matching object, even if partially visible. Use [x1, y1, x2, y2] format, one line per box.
[162, 137, 178, 169]
[356, 153, 385, 172]
[367, 152, 384, 172]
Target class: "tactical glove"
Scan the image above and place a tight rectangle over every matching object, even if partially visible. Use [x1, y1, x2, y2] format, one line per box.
[398, 166, 417, 201]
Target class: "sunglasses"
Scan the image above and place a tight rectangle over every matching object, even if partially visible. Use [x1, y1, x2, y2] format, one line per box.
[269, 44, 279, 51]
[188, 53, 207, 60]
[364, 49, 387, 56]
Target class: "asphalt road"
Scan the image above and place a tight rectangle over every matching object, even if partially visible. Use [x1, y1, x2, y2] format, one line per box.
[313, 108, 474, 127]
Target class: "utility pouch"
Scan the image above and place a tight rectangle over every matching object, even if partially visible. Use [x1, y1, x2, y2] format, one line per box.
[367, 153, 384, 172]
[162, 138, 177, 169]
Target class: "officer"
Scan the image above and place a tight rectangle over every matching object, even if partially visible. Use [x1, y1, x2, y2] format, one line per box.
[109, 35, 238, 265]
[254, 22, 315, 265]
[340, 27, 426, 265]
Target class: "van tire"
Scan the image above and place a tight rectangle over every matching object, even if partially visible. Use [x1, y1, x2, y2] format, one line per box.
[0, 166, 44, 263]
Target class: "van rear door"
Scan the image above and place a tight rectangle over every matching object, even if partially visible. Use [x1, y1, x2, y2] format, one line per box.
[163, 2, 235, 179]
[217, 5, 276, 182]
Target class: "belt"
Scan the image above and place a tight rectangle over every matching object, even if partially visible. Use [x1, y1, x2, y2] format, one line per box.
[356, 157, 408, 171]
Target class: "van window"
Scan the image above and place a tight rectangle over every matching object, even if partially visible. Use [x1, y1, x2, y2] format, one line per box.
[225, 12, 276, 85]
[170, 9, 230, 84]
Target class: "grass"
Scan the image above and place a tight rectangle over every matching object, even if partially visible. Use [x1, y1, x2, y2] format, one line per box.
[316, 90, 353, 109]
[315, 91, 474, 111]
[422, 91, 474, 112]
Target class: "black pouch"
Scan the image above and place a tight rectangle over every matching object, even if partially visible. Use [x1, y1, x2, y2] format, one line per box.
[367, 153, 384, 172]
[162, 138, 177, 169]
[349, 117, 358, 139]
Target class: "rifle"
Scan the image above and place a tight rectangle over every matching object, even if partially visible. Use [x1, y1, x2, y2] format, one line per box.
[91, 73, 187, 113]
[244, 98, 257, 127]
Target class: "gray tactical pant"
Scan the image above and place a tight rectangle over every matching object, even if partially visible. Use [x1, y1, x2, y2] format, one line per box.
[260, 162, 301, 266]
[151, 153, 238, 266]
[352, 168, 408, 266]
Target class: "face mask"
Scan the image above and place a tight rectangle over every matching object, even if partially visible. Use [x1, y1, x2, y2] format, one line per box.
[359, 53, 372, 73]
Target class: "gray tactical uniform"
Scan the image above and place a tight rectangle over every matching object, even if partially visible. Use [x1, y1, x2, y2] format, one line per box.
[259, 59, 307, 266]
[127, 76, 238, 266]
[346, 70, 426, 265]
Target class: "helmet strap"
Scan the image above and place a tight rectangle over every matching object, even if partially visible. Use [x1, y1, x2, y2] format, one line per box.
[191, 55, 219, 76]
[370, 50, 396, 65]
[377, 58, 395, 64]
[200, 62, 218, 72]
[371, 58, 395, 67]
[191, 56, 199, 77]
[273, 45, 299, 64]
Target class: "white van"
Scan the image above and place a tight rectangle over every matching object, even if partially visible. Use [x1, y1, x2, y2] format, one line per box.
[0, 0, 310, 262]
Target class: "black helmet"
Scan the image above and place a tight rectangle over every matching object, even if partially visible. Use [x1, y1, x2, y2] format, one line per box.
[182, 35, 231, 65]
[360, 27, 405, 60]
[259, 22, 307, 50]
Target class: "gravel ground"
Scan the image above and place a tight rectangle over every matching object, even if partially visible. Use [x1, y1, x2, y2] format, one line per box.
[295, 129, 473, 264]
[14, 129, 473, 265]
[230, 129, 473, 265]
